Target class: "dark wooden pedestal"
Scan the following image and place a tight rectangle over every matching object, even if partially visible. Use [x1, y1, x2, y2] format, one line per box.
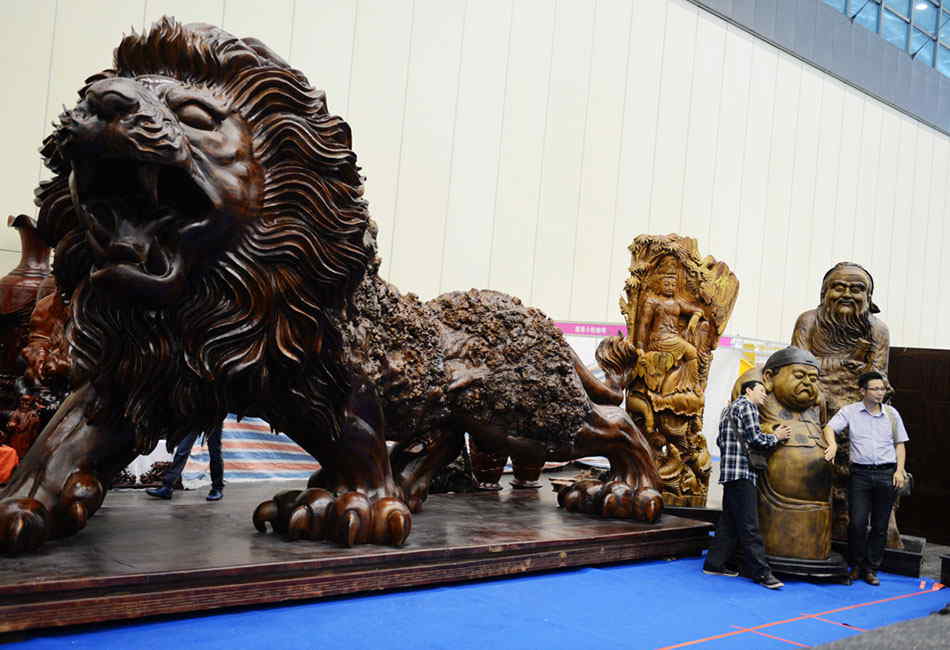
[0, 481, 711, 633]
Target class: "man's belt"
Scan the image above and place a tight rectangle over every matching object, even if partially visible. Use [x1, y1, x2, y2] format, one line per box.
[851, 462, 896, 470]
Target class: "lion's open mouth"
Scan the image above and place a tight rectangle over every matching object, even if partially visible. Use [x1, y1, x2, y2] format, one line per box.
[69, 157, 213, 302]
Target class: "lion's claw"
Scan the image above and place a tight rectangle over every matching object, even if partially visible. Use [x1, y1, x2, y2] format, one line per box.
[0, 498, 50, 555]
[558, 479, 663, 523]
[55, 471, 105, 538]
[254, 490, 411, 547]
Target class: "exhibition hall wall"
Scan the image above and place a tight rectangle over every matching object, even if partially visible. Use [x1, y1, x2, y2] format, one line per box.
[1, 0, 948, 349]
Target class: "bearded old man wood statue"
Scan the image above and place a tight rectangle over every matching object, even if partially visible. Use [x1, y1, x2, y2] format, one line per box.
[790, 263, 900, 546]
[0, 19, 662, 555]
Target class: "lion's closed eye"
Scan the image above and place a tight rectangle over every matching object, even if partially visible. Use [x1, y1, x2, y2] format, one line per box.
[175, 103, 217, 130]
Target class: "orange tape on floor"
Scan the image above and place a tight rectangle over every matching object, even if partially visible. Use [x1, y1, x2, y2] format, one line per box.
[731, 626, 810, 647]
[657, 583, 945, 649]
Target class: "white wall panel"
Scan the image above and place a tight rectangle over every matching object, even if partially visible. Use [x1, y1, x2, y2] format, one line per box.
[0, 0, 56, 250]
[144, 0, 224, 27]
[529, 1, 595, 317]
[606, 0, 668, 320]
[806, 77, 845, 294]
[707, 26, 753, 335]
[921, 138, 949, 348]
[730, 44, 777, 339]
[830, 87, 863, 263]
[899, 125, 934, 345]
[883, 117, 918, 345]
[869, 108, 901, 332]
[440, 0, 512, 295]
[648, 0, 696, 233]
[1, 0, 949, 349]
[680, 7, 726, 271]
[938, 146, 950, 349]
[0, 251, 22, 275]
[569, 0, 635, 322]
[222, 0, 293, 60]
[290, 0, 357, 116]
[345, 0, 413, 280]
[852, 99, 883, 268]
[387, 0, 465, 300]
[488, 0, 556, 301]
[756, 56, 801, 342]
[779, 64, 824, 341]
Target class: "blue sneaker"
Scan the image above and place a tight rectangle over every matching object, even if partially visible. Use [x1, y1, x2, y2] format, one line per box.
[146, 486, 173, 500]
[206, 488, 223, 501]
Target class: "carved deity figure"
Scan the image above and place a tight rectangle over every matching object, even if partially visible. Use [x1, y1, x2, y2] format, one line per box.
[597, 234, 738, 506]
[5, 394, 42, 462]
[18, 277, 72, 421]
[791, 262, 895, 542]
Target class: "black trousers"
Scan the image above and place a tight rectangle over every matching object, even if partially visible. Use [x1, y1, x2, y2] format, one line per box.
[162, 426, 224, 490]
[705, 478, 771, 580]
[848, 466, 896, 571]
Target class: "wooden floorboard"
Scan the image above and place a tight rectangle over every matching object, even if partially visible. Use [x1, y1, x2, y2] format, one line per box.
[0, 480, 712, 632]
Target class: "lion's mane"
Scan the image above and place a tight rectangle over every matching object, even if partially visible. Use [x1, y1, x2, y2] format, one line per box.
[37, 18, 373, 452]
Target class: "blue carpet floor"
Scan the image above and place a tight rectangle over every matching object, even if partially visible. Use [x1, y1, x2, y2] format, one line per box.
[11, 555, 946, 649]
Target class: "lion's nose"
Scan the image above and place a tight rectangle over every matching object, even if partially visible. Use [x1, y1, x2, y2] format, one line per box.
[85, 78, 140, 119]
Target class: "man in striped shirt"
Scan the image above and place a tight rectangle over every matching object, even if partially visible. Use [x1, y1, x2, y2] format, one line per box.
[703, 380, 790, 589]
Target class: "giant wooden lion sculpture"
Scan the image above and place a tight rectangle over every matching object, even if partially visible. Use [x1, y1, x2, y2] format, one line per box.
[0, 19, 660, 554]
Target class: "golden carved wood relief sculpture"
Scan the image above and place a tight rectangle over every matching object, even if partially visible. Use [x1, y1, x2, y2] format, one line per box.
[597, 234, 738, 506]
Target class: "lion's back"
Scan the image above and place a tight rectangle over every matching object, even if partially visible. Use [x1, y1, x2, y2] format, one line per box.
[427, 289, 589, 445]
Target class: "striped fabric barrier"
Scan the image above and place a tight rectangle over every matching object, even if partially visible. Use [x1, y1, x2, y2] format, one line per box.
[182, 415, 321, 488]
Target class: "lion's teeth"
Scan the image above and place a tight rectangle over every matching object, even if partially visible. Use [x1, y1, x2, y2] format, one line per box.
[70, 161, 95, 193]
[137, 164, 160, 203]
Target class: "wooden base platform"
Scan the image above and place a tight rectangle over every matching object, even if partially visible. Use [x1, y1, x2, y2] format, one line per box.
[0, 480, 712, 633]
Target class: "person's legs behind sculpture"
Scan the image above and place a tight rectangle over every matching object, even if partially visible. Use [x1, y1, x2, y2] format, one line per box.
[206, 425, 224, 501]
[146, 426, 224, 501]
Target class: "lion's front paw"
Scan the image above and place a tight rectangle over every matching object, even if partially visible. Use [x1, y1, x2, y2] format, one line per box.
[557, 479, 662, 523]
[0, 470, 107, 555]
[253, 489, 412, 547]
[0, 498, 49, 555]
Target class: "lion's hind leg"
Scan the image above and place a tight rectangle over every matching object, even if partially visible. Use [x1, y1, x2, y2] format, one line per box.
[389, 426, 465, 514]
[557, 404, 663, 523]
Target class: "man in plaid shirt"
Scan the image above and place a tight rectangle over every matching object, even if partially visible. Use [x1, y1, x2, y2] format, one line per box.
[703, 380, 790, 589]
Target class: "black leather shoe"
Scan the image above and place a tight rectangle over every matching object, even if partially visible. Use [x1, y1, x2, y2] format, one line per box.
[206, 488, 223, 501]
[702, 564, 739, 577]
[756, 573, 784, 589]
[146, 486, 173, 500]
[863, 570, 880, 586]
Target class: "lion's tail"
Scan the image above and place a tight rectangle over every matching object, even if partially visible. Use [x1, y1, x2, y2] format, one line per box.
[570, 348, 623, 406]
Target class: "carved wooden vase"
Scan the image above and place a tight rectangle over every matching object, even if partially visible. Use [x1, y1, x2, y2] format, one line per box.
[0, 215, 50, 378]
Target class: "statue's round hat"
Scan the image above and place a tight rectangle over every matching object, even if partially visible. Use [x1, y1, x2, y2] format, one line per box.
[764, 346, 819, 373]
